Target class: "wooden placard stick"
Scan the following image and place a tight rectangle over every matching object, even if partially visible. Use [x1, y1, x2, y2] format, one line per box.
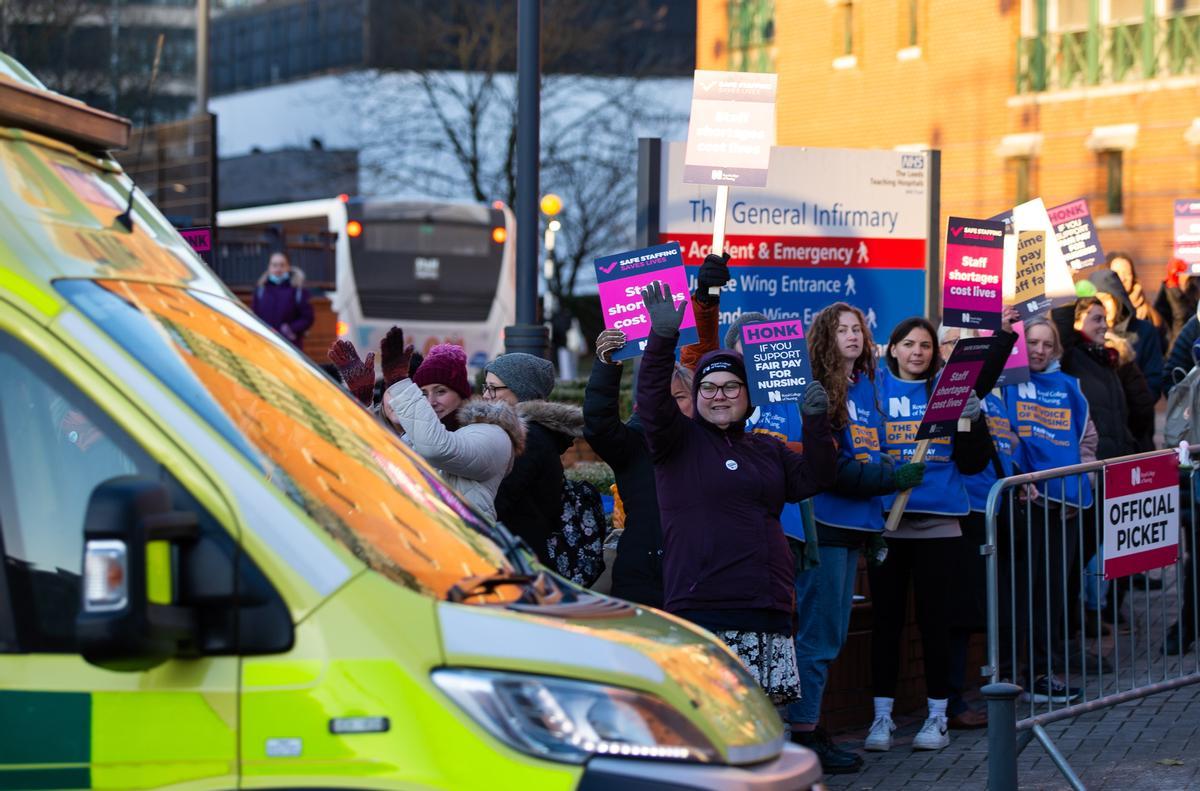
[708, 185, 730, 296]
[884, 438, 931, 532]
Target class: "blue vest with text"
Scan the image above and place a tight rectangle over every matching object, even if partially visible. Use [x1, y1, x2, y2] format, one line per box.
[813, 374, 887, 532]
[1004, 369, 1093, 508]
[877, 367, 970, 516]
[964, 390, 1019, 512]
[746, 401, 810, 542]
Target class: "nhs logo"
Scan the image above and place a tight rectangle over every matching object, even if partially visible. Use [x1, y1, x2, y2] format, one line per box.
[768, 390, 782, 403]
[888, 396, 911, 418]
[848, 400, 859, 421]
[901, 154, 925, 169]
[1017, 381, 1037, 400]
[1132, 467, 1142, 485]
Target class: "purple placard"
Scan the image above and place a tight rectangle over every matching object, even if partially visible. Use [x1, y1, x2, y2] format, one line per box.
[943, 217, 1004, 330]
[741, 319, 812, 407]
[1175, 200, 1200, 273]
[916, 335, 999, 440]
[595, 242, 698, 361]
[1047, 198, 1104, 272]
[985, 319, 1031, 388]
[179, 226, 213, 265]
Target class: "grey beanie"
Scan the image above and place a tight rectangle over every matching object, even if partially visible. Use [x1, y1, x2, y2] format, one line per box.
[724, 311, 771, 350]
[484, 353, 556, 402]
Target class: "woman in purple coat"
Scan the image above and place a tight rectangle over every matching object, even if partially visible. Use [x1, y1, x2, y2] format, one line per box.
[635, 281, 838, 704]
[252, 252, 314, 348]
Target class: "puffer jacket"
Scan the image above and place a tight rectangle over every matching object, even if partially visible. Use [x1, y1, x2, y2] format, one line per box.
[495, 400, 584, 564]
[385, 380, 525, 521]
[1090, 268, 1164, 400]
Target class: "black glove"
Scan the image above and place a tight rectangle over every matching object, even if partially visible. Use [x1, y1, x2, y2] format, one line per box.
[695, 252, 731, 304]
[800, 380, 830, 416]
[640, 281, 687, 338]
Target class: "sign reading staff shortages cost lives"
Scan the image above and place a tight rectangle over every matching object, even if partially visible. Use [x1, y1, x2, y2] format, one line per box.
[658, 144, 932, 339]
[1103, 452, 1180, 581]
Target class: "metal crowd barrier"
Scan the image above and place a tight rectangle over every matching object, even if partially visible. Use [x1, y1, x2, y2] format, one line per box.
[982, 445, 1200, 790]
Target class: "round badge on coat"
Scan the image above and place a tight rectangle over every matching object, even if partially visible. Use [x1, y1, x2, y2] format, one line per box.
[725, 459, 738, 471]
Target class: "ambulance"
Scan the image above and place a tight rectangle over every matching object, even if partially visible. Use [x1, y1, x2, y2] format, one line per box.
[0, 53, 822, 789]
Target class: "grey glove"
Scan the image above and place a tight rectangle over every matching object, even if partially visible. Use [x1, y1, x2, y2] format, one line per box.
[640, 280, 687, 338]
[961, 391, 982, 422]
[801, 380, 830, 417]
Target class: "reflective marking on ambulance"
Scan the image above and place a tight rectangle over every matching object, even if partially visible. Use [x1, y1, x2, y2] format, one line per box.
[58, 313, 352, 597]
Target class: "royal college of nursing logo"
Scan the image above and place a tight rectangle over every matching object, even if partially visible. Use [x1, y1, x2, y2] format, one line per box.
[888, 396, 911, 418]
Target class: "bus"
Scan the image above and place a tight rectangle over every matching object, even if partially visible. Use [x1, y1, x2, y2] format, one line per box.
[216, 196, 516, 369]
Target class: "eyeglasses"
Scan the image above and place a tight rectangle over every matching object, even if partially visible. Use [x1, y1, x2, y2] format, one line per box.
[698, 381, 745, 399]
[482, 384, 510, 397]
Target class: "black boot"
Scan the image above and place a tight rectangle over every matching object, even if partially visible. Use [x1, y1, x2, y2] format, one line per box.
[1165, 622, 1196, 655]
[791, 726, 863, 774]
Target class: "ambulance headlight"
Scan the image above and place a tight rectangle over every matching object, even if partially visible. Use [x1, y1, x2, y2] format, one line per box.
[431, 669, 719, 764]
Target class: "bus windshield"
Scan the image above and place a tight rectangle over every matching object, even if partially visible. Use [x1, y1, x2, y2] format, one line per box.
[56, 278, 521, 600]
[349, 201, 506, 323]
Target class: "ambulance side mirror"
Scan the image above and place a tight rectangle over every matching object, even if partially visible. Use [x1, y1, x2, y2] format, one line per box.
[75, 477, 199, 672]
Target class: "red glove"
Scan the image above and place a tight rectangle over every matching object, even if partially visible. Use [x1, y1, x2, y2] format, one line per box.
[328, 339, 376, 406]
[380, 326, 415, 387]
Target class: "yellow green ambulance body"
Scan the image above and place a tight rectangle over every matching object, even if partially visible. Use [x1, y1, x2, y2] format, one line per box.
[0, 53, 821, 790]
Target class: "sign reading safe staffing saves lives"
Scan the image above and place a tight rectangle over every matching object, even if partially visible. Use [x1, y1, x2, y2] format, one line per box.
[1103, 452, 1180, 580]
[594, 242, 698, 361]
[1175, 199, 1200, 272]
[741, 319, 812, 407]
[683, 70, 777, 188]
[943, 217, 1004, 330]
[917, 336, 997, 440]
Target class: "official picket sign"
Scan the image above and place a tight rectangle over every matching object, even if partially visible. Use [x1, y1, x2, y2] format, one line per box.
[917, 336, 997, 440]
[683, 70, 777, 188]
[1175, 199, 1200, 272]
[741, 318, 812, 408]
[595, 242, 698, 361]
[943, 216, 1004, 330]
[1103, 452, 1180, 580]
[1013, 230, 1049, 317]
[658, 143, 932, 339]
[1047, 198, 1103, 272]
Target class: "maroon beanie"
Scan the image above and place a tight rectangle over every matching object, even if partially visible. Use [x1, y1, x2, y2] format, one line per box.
[412, 344, 472, 399]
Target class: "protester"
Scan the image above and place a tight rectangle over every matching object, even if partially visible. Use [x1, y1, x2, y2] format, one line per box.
[635, 280, 837, 704]
[484, 352, 583, 565]
[1153, 257, 1198, 348]
[1165, 306, 1200, 392]
[786, 302, 925, 771]
[1090, 268, 1165, 401]
[582, 254, 728, 606]
[252, 251, 313, 349]
[1106, 251, 1166, 348]
[866, 317, 993, 753]
[1005, 316, 1098, 702]
[939, 310, 1020, 730]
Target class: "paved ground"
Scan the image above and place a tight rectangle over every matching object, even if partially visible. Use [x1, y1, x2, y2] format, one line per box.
[821, 562, 1200, 790]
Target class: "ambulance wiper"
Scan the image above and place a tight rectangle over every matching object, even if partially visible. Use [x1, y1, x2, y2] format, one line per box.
[446, 570, 574, 606]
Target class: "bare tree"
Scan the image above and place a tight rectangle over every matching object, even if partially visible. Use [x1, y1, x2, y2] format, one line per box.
[349, 0, 689, 303]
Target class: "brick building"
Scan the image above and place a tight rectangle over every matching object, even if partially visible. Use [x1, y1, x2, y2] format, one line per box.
[697, 0, 1200, 290]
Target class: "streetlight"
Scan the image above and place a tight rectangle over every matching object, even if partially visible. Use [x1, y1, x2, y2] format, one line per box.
[541, 197, 563, 318]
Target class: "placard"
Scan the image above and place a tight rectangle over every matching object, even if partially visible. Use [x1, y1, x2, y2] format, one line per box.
[1103, 452, 1180, 580]
[987, 319, 1030, 388]
[1047, 198, 1103, 272]
[1013, 230, 1049, 316]
[943, 217, 1004, 330]
[741, 319, 812, 407]
[916, 336, 998, 440]
[991, 198, 1077, 308]
[1174, 199, 1200, 272]
[594, 242, 698, 361]
[179, 226, 213, 265]
[683, 70, 777, 188]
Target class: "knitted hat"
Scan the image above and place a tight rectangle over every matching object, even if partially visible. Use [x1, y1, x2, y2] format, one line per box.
[724, 311, 771, 350]
[413, 344, 472, 399]
[484, 353, 556, 402]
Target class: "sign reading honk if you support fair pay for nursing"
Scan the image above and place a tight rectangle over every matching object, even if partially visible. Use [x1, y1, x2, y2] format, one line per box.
[741, 319, 812, 408]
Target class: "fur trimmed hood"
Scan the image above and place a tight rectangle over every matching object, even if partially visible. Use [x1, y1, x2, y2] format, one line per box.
[517, 399, 585, 438]
[456, 398, 526, 456]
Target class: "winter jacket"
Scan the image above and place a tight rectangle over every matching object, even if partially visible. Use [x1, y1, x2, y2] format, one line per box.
[1090, 269, 1165, 400]
[494, 400, 584, 565]
[252, 269, 314, 348]
[636, 331, 837, 617]
[385, 380, 525, 521]
[583, 361, 664, 607]
[1051, 306, 1137, 460]
[1165, 315, 1200, 394]
[1109, 336, 1157, 452]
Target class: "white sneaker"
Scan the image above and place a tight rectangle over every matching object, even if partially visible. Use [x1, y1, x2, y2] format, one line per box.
[864, 715, 895, 751]
[913, 715, 950, 750]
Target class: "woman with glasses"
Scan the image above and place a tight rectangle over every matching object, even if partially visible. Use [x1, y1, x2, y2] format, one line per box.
[635, 281, 837, 705]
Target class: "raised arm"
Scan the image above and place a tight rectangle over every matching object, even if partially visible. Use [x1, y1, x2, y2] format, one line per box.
[680, 253, 729, 370]
[583, 330, 639, 466]
[636, 281, 690, 462]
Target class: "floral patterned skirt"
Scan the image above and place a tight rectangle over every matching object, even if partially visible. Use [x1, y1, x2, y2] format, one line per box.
[715, 629, 801, 705]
